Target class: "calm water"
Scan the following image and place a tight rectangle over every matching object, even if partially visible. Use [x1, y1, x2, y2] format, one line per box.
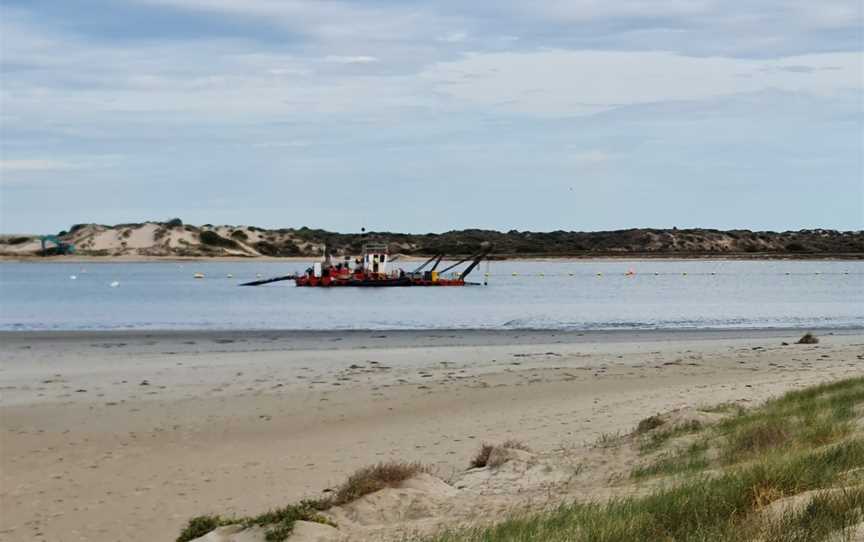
[0, 260, 861, 331]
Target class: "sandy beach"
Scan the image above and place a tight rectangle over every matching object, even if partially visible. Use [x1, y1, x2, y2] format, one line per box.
[2, 328, 863, 541]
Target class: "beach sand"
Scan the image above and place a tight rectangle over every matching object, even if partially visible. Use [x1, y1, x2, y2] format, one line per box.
[1, 328, 862, 541]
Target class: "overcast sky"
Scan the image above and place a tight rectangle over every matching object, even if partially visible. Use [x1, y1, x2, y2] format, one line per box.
[1, 0, 862, 234]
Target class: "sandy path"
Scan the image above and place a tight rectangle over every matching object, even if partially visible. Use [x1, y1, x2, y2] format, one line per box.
[1, 329, 862, 541]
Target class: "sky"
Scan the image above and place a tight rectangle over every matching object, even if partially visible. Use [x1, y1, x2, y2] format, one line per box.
[1, 0, 862, 234]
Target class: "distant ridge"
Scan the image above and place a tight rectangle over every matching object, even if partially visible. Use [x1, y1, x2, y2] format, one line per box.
[1, 221, 862, 258]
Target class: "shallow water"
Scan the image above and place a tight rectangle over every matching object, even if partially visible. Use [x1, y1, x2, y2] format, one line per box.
[0, 260, 861, 331]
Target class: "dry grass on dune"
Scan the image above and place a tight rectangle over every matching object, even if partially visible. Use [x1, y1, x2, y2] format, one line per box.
[798, 332, 820, 344]
[330, 461, 427, 507]
[176, 461, 426, 542]
[469, 440, 531, 469]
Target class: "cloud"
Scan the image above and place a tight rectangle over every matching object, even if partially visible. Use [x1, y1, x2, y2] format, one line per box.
[0, 159, 79, 172]
[323, 55, 379, 64]
[569, 150, 613, 165]
[437, 32, 468, 43]
[132, 0, 460, 42]
[250, 140, 310, 148]
[422, 50, 863, 115]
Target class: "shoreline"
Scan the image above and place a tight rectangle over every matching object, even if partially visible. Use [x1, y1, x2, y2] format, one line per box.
[3, 252, 863, 263]
[2, 326, 862, 349]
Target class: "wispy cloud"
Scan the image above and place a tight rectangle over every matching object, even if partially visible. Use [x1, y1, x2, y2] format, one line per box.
[0, 159, 79, 172]
[569, 150, 613, 166]
[323, 55, 379, 64]
[423, 50, 862, 115]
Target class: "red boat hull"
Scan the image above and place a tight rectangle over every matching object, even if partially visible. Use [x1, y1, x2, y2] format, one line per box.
[294, 275, 466, 287]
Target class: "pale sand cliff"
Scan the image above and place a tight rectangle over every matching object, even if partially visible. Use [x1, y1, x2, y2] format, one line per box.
[1, 329, 863, 541]
[3, 222, 862, 260]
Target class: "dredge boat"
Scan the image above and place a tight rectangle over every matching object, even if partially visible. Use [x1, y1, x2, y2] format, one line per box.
[240, 243, 490, 287]
[295, 243, 490, 287]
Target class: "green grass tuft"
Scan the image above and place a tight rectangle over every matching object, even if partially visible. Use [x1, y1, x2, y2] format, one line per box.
[176, 515, 232, 542]
[418, 377, 864, 542]
[420, 439, 864, 542]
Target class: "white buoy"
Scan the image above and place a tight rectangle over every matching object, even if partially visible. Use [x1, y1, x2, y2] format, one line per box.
[70, 275, 77, 280]
[227, 273, 234, 278]
[109, 281, 120, 288]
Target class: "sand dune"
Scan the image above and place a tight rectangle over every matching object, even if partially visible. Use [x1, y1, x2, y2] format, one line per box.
[1, 329, 862, 541]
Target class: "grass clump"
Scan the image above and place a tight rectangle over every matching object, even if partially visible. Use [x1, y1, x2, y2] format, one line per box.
[470, 440, 531, 469]
[699, 402, 745, 415]
[242, 502, 333, 541]
[632, 440, 710, 479]
[177, 461, 424, 542]
[421, 439, 864, 542]
[797, 332, 819, 344]
[635, 414, 665, 433]
[633, 376, 864, 478]
[330, 461, 426, 506]
[760, 487, 864, 542]
[637, 419, 703, 454]
[176, 515, 232, 542]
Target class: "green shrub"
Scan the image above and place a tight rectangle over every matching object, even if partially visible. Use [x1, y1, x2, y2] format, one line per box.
[176, 515, 229, 542]
[255, 240, 300, 256]
[199, 230, 239, 249]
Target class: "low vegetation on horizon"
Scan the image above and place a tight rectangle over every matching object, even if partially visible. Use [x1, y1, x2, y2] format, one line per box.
[1, 220, 862, 258]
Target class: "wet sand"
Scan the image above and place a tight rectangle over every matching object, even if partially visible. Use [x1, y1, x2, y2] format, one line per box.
[1, 328, 863, 541]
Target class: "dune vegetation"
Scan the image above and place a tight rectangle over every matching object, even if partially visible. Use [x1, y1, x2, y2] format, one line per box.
[421, 376, 864, 542]
[177, 377, 864, 542]
[176, 462, 426, 542]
